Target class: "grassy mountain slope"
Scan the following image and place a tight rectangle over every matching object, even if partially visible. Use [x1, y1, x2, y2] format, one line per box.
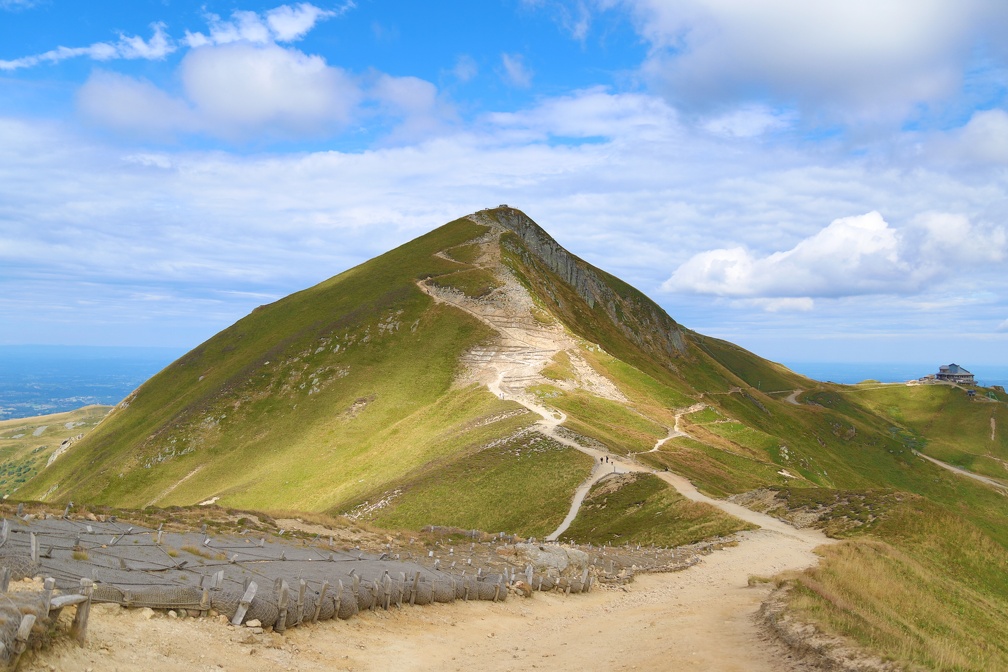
[21, 219, 536, 511]
[18, 207, 1008, 669]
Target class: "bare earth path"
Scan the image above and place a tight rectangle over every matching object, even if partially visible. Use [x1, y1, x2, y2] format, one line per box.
[26, 528, 821, 672]
[914, 450, 1008, 492]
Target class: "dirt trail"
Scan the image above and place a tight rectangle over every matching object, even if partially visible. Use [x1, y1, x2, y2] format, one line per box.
[24, 527, 823, 672]
[914, 450, 1008, 492]
[144, 465, 204, 508]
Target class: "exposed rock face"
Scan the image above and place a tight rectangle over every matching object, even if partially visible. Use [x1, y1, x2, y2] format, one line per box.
[481, 207, 686, 359]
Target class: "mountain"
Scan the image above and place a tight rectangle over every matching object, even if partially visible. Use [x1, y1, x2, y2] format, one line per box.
[20, 207, 798, 513]
[17, 207, 1008, 669]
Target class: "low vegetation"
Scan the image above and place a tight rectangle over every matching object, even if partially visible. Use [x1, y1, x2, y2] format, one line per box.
[784, 502, 1008, 671]
[561, 472, 753, 546]
[369, 432, 594, 539]
[0, 405, 110, 496]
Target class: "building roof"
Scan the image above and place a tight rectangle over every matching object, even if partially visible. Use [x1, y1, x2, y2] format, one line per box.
[939, 363, 972, 375]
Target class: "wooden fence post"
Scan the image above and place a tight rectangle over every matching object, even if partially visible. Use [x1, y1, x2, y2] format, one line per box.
[410, 571, 420, 606]
[296, 579, 306, 625]
[71, 578, 93, 645]
[231, 581, 257, 626]
[312, 581, 328, 623]
[275, 580, 289, 633]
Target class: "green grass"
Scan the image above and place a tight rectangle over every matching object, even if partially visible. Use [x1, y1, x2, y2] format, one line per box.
[785, 502, 1008, 671]
[690, 333, 807, 393]
[443, 242, 483, 265]
[20, 218, 506, 509]
[0, 406, 111, 497]
[642, 436, 789, 497]
[541, 350, 575, 382]
[852, 384, 1008, 480]
[537, 387, 667, 455]
[370, 431, 594, 538]
[560, 472, 753, 546]
[429, 267, 502, 298]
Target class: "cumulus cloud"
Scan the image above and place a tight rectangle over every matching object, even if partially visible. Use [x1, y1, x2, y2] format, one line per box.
[0, 22, 174, 70]
[77, 71, 197, 137]
[77, 41, 461, 141]
[180, 43, 360, 135]
[621, 0, 1008, 124]
[78, 44, 361, 139]
[184, 3, 345, 47]
[937, 109, 1008, 165]
[500, 53, 533, 88]
[664, 211, 1008, 304]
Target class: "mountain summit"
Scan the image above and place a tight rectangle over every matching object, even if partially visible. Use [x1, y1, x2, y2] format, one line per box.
[21, 208, 846, 526]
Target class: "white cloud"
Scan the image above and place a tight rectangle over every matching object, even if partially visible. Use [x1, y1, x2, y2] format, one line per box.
[0, 0, 42, 10]
[701, 104, 793, 138]
[487, 87, 678, 142]
[77, 71, 196, 136]
[998, 319, 1008, 332]
[524, 0, 592, 41]
[747, 298, 815, 312]
[452, 54, 478, 82]
[266, 3, 344, 41]
[500, 53, 533, 88]
[180, 43, 360, 136]
[0, 22, 175, 70]
[665, 211, 1008, 304]
[184, 3, 341, 47]
[942, 109, 1008, 165]
[621, 0, 1008, 123]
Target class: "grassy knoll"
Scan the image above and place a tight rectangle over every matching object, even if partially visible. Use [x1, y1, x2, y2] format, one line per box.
[0, 406, 110, 497]
[784, 501, 1008, 671]
[851, 383, 1008, 481]
[531, 385, 667, 455]
[561, 472, 753, 546]
[370, 431, 594, 538]
[642, 437, 791, 497]
[582, 348, 697, 424]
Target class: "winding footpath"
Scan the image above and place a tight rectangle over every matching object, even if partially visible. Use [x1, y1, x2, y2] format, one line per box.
[411, 231, 838, 669]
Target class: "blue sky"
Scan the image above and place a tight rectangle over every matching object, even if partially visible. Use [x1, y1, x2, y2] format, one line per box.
[2, 1, 1007, 367]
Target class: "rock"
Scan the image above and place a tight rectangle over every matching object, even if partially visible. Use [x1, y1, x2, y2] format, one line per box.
[513, 581, 533, 598]
[246, 619, 262, 628]
[140, 607, 155, 620]
[168, 610, 178, 618]
[178, 609, 188, 619]
[512, 543, 589, 576]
